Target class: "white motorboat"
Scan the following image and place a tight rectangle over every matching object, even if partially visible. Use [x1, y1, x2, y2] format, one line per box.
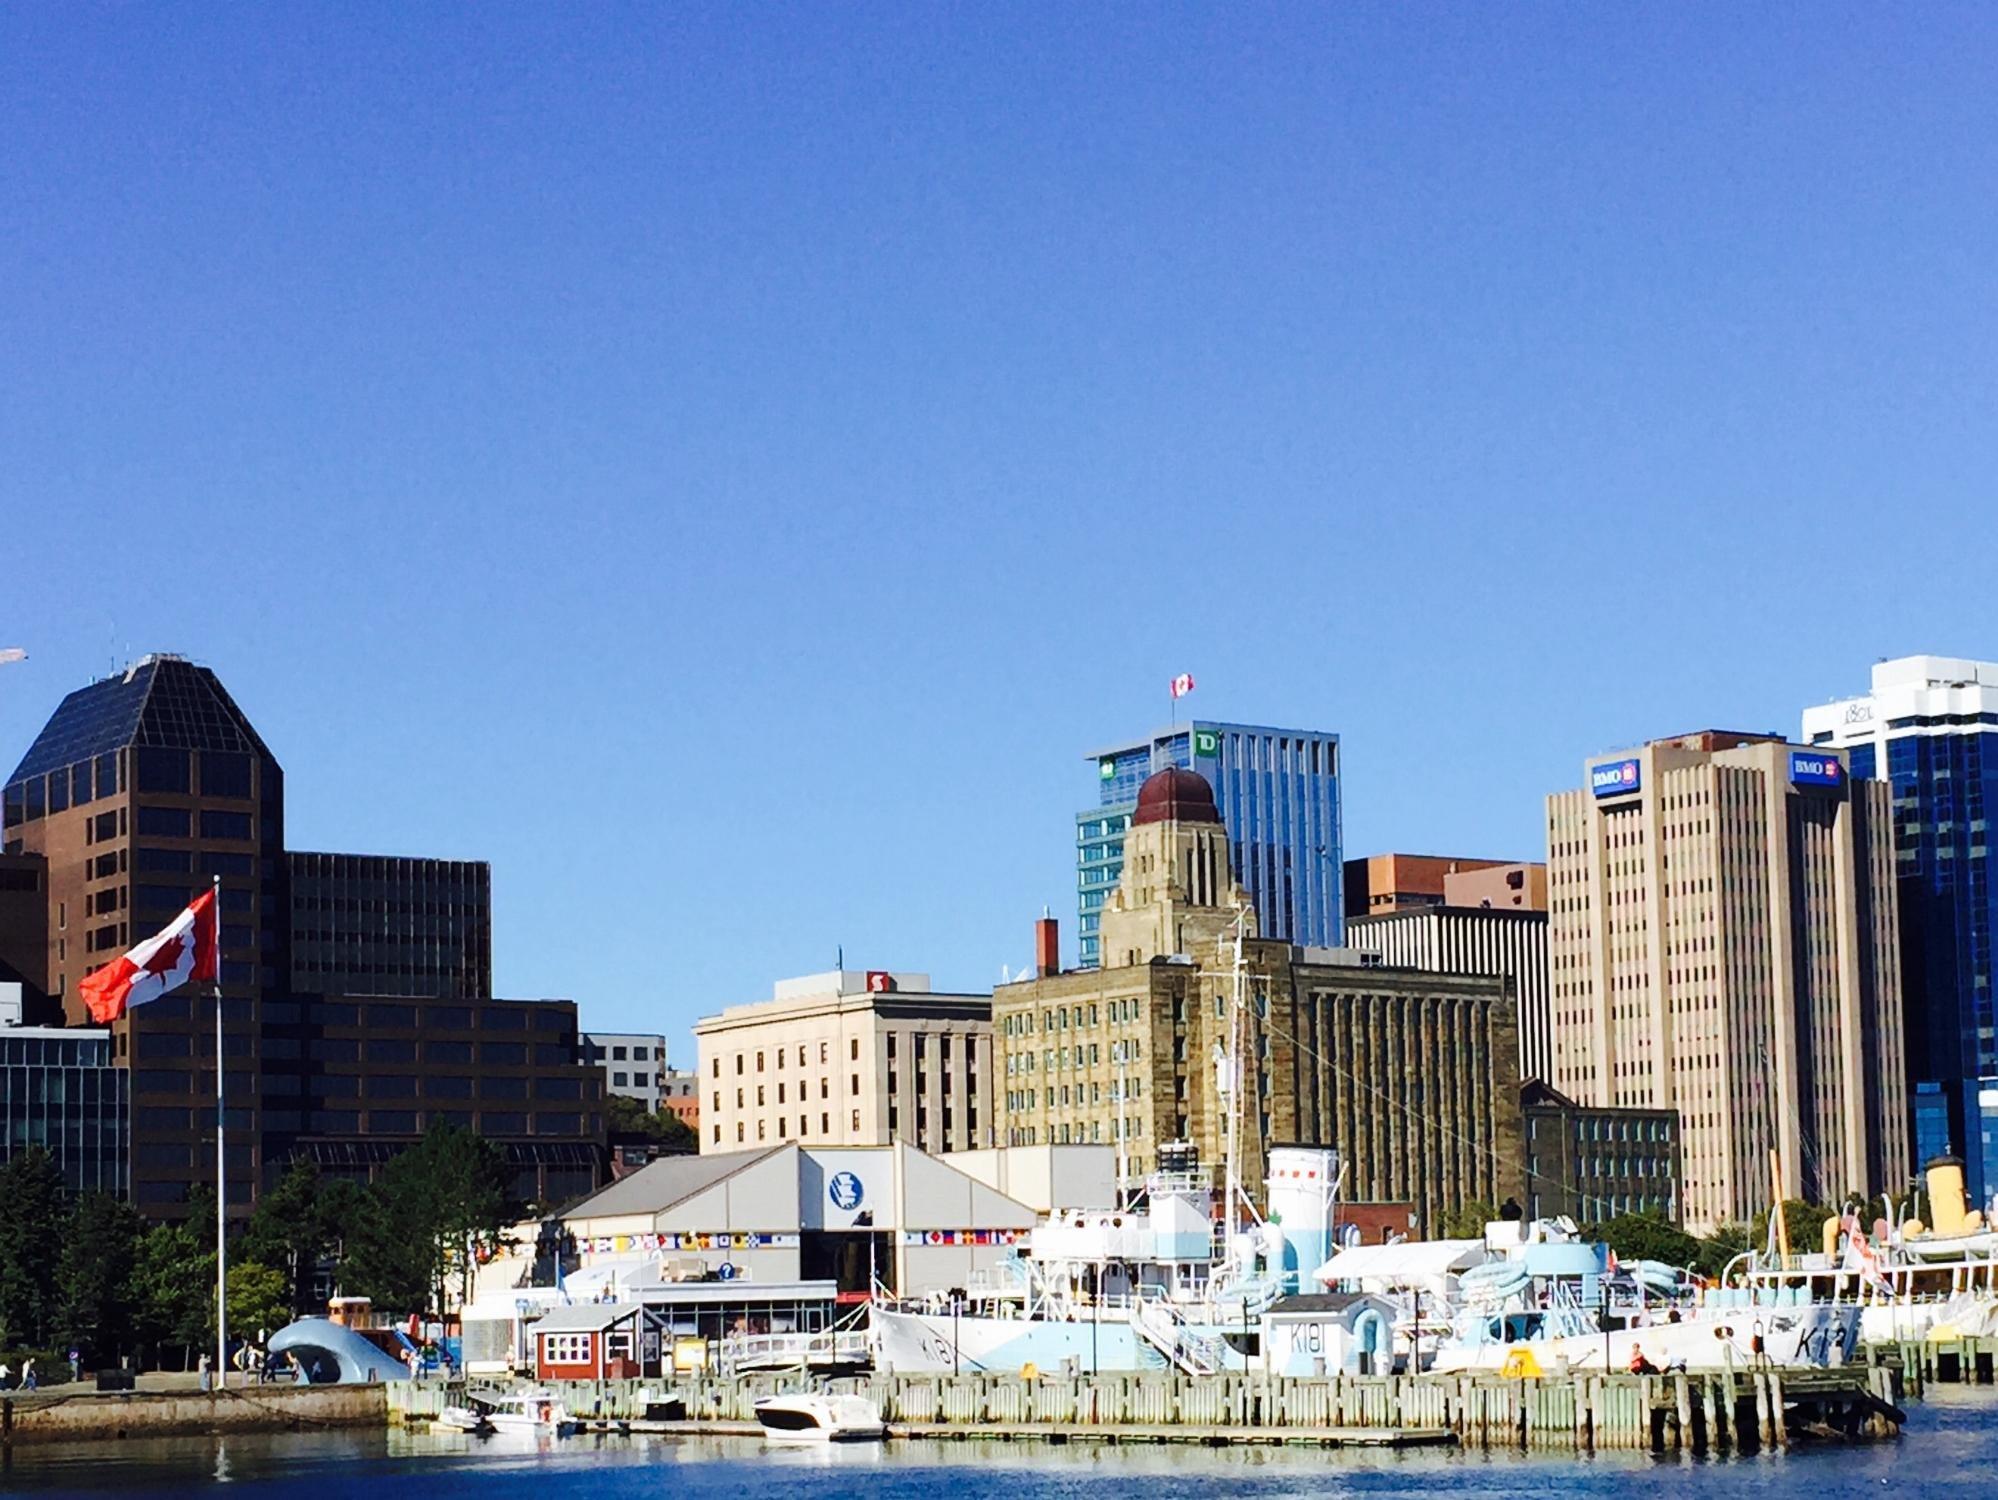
[752, 1392, 886, 1443]
[480, 1388, 580, 1436]
[433, 1404, 495, 1433]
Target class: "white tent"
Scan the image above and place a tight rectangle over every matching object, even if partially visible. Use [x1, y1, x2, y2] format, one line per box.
[1311, 1239, 1486, 1296]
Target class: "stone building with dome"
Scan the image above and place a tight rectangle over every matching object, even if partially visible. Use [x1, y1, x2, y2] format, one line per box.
[995, 766, 1525, 1232]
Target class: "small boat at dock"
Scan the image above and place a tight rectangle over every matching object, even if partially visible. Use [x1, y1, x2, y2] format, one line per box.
[752, 1392, 886, 1443]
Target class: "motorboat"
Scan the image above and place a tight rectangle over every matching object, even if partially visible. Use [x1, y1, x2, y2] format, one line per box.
[476, 1388, 580, 1436]
[753, 1392, 886, 1443]
[433, 1404, 495, 1434]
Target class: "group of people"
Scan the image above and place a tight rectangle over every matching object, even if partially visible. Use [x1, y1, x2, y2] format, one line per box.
[0, 1358, 40, 1390]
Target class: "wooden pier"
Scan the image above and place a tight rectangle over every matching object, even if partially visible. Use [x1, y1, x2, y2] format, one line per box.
[1884, 1334, 1998, 1392]
[395, 1363, 1908, 1455]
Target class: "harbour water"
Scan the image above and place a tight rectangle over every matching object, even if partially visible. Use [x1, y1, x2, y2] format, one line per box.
[7, 1387, 1997, 1498]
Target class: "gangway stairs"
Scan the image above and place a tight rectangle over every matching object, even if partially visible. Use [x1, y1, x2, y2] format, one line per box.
[1128, 1298, 1227, 1376]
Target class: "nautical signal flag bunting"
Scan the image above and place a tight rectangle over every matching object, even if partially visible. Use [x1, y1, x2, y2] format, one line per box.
[77, 888, 219, 1023]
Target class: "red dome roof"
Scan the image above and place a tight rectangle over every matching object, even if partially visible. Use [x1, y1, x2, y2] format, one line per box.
[1133, 766, 1221, 826]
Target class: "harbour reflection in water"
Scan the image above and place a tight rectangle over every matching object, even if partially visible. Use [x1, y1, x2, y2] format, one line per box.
[6, 1388, 1998, 1498]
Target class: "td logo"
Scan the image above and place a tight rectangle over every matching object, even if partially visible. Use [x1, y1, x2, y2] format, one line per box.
[1193, 730, 1219, 757]
[829, 1171, 865, 1212]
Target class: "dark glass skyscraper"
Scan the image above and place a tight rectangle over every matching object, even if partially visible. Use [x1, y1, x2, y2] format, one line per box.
[3, 654, 605, 1215]
[1805, 656, 1998, 1204]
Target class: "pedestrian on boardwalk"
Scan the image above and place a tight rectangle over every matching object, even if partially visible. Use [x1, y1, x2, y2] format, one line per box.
[198, 1351, 213, 1392]
[67, 1348, 81, 1384]
[22, 1358, 36, 1391]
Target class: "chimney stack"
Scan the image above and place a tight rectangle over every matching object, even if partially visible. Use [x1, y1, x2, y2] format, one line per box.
[1034, 916, 1060, 978]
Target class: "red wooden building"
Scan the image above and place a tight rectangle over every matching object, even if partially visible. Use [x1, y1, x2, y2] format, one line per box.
[532, 1303, 653, 1382]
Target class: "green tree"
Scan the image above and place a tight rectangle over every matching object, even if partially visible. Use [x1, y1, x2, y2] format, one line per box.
[226, 1261, 291, 1345]
[342, 1123, 518, 1314]
[57, 1192, 144, 1365]
[240, 1158, 365, 1318]
[131, 1189, 216, 1369]
[606, 1094, 697, 1152]
[1437, 1200, 1500, 1238]
[0, 1148, 69, 1349]
[1587, 1210, 1702, 1269]
[1694, 1221, 1751, 1281]
[1750, 1199, 1840, 1258]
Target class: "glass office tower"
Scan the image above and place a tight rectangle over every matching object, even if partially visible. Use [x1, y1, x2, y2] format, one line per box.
[1804, 656, 1998, 1202]
[1075, 720, 1342, 968]
[0, 1025, 129, 1196]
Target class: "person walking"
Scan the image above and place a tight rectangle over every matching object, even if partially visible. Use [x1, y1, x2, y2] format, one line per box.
[198, 1351, 213, 1393]
[22, 1358, 36, 1391]
[67, 1348, 81, 1385]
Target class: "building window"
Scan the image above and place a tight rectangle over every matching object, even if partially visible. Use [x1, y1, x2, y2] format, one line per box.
[850, 1038, 860, 1061]
[851, 1109, 860, 1131]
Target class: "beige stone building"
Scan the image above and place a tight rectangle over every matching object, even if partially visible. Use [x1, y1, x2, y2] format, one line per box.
[1547, 731, 1907, 1235]
[997, 768, 1525, 1231]
[693, 971, 992, 1157]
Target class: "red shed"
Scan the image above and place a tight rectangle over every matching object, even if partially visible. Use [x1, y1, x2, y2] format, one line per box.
[532, 1302, 646, 1382]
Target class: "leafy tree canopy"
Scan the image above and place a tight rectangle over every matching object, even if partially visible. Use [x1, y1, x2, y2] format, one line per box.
[606, 1094, 696, 1152]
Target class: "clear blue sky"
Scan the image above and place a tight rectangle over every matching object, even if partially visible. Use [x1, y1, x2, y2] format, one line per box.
[4, 5, 1994, 1059]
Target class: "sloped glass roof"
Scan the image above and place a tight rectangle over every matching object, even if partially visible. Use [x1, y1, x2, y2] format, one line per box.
[5, 655, 277, 787]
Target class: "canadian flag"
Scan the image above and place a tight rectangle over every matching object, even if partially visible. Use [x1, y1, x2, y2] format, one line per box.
[1170, 672, 1195, 699]
[78, 888, 219, 1023]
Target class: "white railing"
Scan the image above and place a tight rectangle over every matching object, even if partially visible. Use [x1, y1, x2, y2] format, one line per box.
[719, 1329, 870, 1371]
[1128, 1297, 1223, 1376]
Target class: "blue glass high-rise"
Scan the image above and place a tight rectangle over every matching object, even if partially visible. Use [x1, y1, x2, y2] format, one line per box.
[1805, 657, 1998, 1204]
[1075, 721, 1342, 967]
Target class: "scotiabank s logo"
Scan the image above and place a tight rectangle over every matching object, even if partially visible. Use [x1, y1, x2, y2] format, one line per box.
[865, 971, 896, 993]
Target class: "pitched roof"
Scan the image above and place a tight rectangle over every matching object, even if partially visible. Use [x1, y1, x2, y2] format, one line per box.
[532, 1301, 640, 1334]
[554, 1146, 787, 1221]
[7, 655, 276, 786]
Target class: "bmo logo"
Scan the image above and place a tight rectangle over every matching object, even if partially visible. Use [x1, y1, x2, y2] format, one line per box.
[1790, 753, 1845, 789]
[1590, 758, 1642, 798]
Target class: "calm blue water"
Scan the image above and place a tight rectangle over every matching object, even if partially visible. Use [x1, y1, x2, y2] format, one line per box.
[6, 1388, 1994, 1497]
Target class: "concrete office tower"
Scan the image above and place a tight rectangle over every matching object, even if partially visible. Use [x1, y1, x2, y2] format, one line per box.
[585, 1032, 669, 1109]
[1078, 721, 1342, 968]
[693, 971, 993, 1157]
[1348, 905, 1550, 1082]
[1804, 656, 1998, 1202]
[1547, 731, 1907, 1234]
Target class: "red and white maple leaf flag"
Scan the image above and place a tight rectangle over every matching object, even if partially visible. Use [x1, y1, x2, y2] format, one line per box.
[78, 888, 219, 1024]
[1170, 672, 1196, 699]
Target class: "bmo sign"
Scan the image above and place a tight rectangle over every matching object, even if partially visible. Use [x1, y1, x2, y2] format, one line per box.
[1789, 752, 1845, 789]
[1590, 758, 1642, 799]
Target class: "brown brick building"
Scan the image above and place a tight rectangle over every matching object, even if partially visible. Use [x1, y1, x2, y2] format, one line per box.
[997, 768, 1525, 1232]
[2, 654, 604, 1214]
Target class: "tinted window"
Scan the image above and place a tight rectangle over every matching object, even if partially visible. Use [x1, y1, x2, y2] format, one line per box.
[200, 752, 252, 798]
[135, 747, 191, 794]
[136, 807, 191, 838]
[95, 752, 120, 798]
[136, 848, 194, 873]
[46, 771, 68, 815]
[200, 810, 252, 841]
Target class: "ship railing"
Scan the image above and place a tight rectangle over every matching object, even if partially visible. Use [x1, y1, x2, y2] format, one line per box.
[718, 1328, 870, 1372]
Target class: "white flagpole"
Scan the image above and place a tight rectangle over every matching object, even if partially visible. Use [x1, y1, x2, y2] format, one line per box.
[213, 875, 226, 1390]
